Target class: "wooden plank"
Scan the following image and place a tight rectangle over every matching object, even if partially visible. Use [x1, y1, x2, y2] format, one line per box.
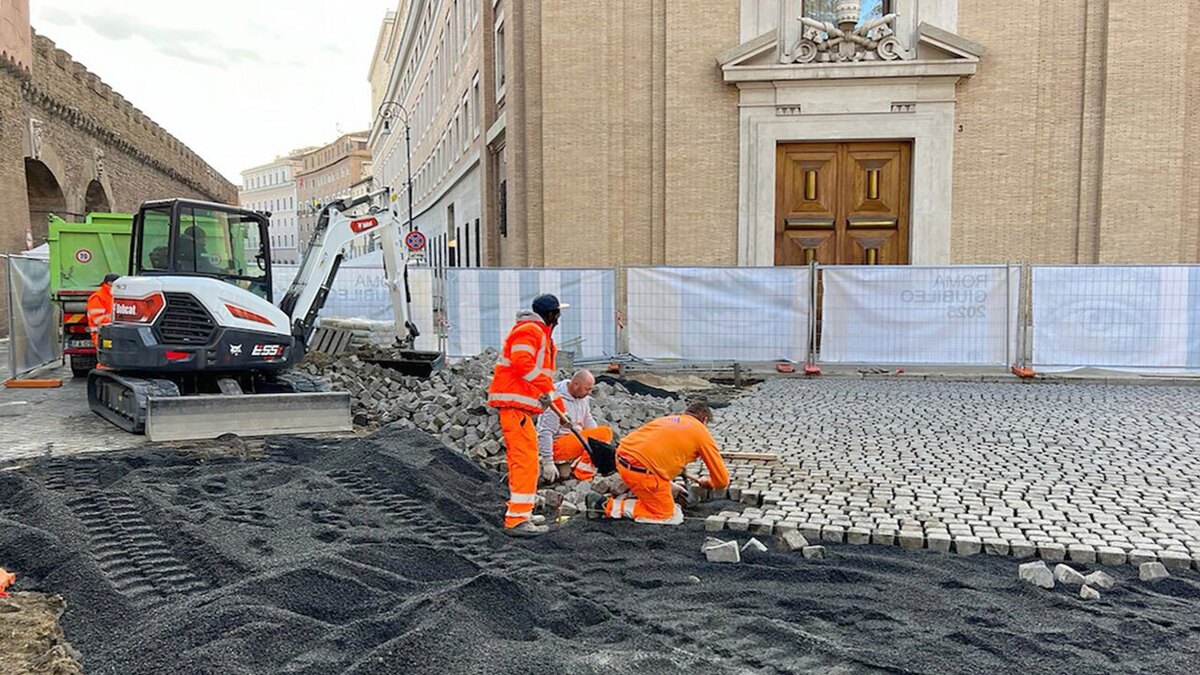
[723, 451, 779, 461]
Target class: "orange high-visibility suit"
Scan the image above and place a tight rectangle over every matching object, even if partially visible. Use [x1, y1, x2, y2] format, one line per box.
[86, 282, 114, 349]
[487, 310, 564, 528]
[603, 413, 730, 525]
[537, 379, 612, 481]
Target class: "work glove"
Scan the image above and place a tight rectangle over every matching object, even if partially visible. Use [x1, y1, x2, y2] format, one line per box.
[698, 477, 714, 490]
[540, 462, 558, 485]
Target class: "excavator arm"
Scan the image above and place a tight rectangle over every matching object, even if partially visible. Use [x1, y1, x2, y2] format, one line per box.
[277, 189, 417, 351]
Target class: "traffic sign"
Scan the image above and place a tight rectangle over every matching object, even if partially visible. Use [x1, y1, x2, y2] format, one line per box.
[405, 230, 427, 251]
[75, 249, 92, 264]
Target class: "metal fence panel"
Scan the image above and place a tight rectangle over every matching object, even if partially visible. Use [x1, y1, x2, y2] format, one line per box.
[272, 261, 394, 322]
[1032, 265, 1200, 370]
[626, 266, 810, 362]
[444, 268, 616, 359]
[5, 255, 59, 378]
[819, 265, 1020, 366]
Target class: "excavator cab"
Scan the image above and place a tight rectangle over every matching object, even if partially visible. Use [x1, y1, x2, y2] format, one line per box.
[130, 199, 273, 302]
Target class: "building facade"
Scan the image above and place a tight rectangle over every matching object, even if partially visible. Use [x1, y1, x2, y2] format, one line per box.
[295, 132, 372, 257]
[238, 153, 305, 264]
[482, 0, 1199, 268]
[369, 0, 487, 272]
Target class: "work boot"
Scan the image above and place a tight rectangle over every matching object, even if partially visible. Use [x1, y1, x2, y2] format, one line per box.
[585, 492, 608, 520]
[505, 521, 549, 537]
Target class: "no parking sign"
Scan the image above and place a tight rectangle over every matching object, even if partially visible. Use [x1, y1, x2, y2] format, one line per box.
[405, 230, 427, 252]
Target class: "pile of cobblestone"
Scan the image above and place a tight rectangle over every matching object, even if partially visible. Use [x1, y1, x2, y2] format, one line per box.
[299, 348, 678, 476]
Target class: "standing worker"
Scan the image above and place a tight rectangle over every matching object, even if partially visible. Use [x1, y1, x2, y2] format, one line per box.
[587, 402, 729, 525]
[86, 273, 119, 350]
[488, 294, 569, 537]
[537, 369, 613, 482]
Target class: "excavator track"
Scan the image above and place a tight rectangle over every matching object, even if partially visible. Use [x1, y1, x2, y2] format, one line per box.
[88, 370, 181, 434]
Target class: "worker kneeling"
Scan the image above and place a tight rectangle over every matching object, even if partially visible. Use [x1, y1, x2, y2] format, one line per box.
[537, 369, 613, 482]
[587, 402, 728, 525]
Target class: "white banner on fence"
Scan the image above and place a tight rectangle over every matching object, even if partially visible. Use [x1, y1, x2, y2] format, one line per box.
[1033, 266, 1200, 370]
[271, 256, 438, 350]
[445, 268, 616, 359]
[820, 265, 1019, 365]
[627, 267, 811, 362]
[5, 255, 59, 378]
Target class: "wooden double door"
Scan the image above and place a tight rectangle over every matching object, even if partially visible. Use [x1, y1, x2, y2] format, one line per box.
[775, 141, 911, 266]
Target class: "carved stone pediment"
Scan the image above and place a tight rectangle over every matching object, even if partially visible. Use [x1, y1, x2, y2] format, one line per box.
[718, 20, 984, 83]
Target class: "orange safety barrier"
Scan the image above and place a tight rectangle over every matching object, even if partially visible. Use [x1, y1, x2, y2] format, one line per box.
[4, 379, 63, 388]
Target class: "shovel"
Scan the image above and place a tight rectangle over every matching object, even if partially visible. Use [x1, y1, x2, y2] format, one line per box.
[547, 403, 618, 475]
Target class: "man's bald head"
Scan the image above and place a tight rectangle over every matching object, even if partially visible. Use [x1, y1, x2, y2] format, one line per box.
[567, 369, 595, 399]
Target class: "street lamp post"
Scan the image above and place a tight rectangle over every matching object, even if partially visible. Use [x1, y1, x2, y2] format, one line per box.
[378, 101, 414, 233]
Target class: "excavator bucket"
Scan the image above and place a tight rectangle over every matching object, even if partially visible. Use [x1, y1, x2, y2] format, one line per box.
[145, 392, 352, 442]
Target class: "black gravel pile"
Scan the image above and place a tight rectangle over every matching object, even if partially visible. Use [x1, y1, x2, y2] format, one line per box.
[1, 427, 1199, 674]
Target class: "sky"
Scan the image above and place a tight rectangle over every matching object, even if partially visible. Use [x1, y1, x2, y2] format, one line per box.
[30, 0, 397, 185]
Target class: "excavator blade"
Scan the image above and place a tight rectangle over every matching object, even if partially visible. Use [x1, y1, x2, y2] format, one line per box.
[145, 392, 352, 442]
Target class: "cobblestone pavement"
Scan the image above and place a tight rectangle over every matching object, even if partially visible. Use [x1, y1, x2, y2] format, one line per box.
[701, 378, 1200, 572]
[0, 361, 146, 464]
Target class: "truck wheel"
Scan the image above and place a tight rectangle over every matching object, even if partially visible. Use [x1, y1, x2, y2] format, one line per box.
[70, 354, 97, 378]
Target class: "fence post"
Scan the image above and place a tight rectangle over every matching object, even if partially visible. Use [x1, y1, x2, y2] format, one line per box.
[614, 264, 628, 357]
[807, 260, 819, 368]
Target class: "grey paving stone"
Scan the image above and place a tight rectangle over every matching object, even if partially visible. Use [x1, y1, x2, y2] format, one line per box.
[1158, 549, 1192, 570]
[954, 536, 982, 556]
[1084, 570, 1116, 590]
[1079, 585, 1101, 600]
[1139, 562, 1169, 582]
[703, 538, 741, 564]
[802, 545, 826, 560]
[1019, 561, 1055, 589]
[1128, 549, 1157, 565]
[1054, 564, 1087, 585]
[704, 515, 726, 532]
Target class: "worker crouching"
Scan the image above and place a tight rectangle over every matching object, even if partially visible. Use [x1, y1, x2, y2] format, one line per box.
[536, 369, 613, 482]
[587, 402, 729, 525]
[487, 294, 568, 537]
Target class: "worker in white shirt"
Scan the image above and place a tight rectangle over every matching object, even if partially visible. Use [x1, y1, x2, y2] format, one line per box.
[536, 370, 614, 483]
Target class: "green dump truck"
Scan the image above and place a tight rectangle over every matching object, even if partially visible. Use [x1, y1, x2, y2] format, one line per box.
[47, 213, 133, 376]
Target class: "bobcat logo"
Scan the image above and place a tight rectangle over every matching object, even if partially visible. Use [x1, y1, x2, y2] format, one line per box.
[229, 344, 243, 356]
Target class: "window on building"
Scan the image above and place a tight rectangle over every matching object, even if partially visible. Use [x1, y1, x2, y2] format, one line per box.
[471, 74, 480, 136]
[802, 0, 888, 26]
[495, 19, 506, 95]
[475, 218, 481, 267]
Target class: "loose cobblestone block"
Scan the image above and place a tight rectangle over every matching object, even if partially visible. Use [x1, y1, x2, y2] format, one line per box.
[703, 539, 741, 564]
[742, 537, 769, 555]
[1054, 564, 1087, 585]
[954, 536, 982, 556]
[1037, 543, 1066, 562]
[1067, 544, 1097, 564]
[1079, 585, 1101, 600]
[1084, 570, 1115, 590]
[1019, 561, 1055, 589]
[802, 545, 826, 560]
[778, 530, 809, 552]
[1139, 562, 1169, 582]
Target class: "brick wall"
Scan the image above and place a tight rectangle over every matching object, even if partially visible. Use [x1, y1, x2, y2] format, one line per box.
[954, 0, 1200, 264]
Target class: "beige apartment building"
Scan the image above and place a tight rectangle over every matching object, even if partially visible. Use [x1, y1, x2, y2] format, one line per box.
[238, 152, 306, 264]
[295, 132, 372, 256]
[373, 0, 1199, 269]
[369, 0, 486, 271]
